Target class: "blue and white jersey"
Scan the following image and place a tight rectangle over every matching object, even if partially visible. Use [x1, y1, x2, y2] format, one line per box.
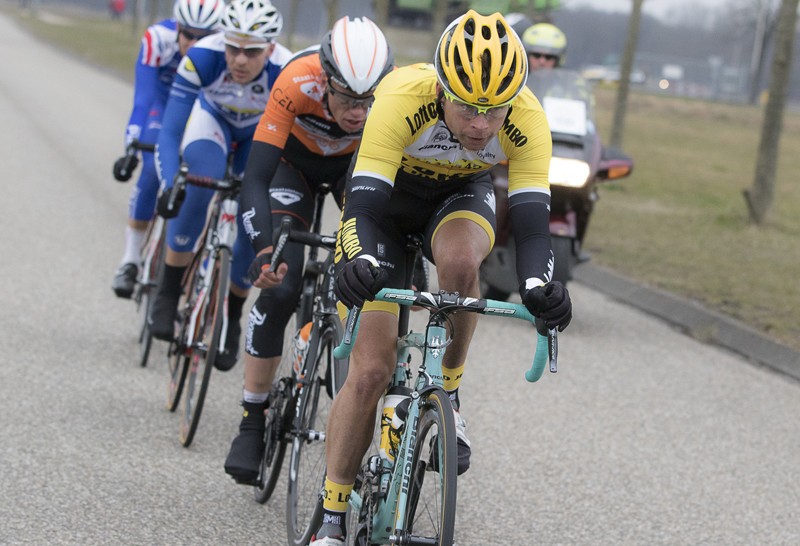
[125, 18, 182, 144]
[156, 33, 292, 188]
[173, 33, 292, 129]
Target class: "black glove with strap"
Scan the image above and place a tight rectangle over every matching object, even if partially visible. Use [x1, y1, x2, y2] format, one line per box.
[521, 281, 572, 332]
[335, 257, 387, 309]
[156, 187, 185, 219]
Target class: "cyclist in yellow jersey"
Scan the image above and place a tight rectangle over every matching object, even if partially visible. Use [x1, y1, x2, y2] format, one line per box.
[311, 11, 573, 545]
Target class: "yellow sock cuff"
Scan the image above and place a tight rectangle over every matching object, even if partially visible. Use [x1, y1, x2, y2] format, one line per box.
[443, 364, 466, 392]
[322, 478, 354, 512]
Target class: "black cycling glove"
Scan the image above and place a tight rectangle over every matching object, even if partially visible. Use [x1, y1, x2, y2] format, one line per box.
[113, 155, 138, 182]
[335, 257, 387, 309]
[156, 187, 185, 219]
[521, 281, 573, 332]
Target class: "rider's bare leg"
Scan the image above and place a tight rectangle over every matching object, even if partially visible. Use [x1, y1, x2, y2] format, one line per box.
[431, 218, 491, 369]
[324, 310, 397, 484]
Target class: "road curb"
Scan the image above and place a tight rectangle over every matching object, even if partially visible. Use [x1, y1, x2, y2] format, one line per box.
[573, 264, 800, 382]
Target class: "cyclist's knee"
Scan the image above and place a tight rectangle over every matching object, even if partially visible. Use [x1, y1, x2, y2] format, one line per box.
[345, 361, 394, 402]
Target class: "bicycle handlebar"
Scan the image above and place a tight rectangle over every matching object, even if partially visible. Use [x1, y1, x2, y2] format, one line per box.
[333, 288, 558, 382]
[163, 163, 242, 216]
[270, 215, 337, 273]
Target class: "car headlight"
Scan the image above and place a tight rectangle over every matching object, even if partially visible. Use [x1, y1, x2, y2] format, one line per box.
[549, 157, 591, 188]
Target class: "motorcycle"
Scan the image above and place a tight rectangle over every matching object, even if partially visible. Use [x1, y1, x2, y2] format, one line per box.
[481, 68, 634, 300]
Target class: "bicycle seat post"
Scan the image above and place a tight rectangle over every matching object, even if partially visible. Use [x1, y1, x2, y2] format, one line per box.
[397, 235, 423, 337]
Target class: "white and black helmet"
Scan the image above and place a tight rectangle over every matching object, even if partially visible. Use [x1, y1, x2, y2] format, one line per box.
[319, 16, 393, 95]
[173, 0, 225, 31]
[219, 0, 283, 42]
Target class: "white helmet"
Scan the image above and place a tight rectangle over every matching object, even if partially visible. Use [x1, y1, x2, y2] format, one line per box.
[173, 0, 225, 31]
[319, 16, 393, 95]
[219, 0, 283, 42]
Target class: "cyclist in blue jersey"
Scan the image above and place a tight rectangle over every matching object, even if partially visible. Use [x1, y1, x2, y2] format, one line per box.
[111, 0, 225, 298]
[148, 0, 292, 372]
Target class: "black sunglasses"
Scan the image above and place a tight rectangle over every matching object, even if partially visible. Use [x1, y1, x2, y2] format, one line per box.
[530, 52, 558, 61]
[328, 86, 375, 110]
[180, 28, 212, 41]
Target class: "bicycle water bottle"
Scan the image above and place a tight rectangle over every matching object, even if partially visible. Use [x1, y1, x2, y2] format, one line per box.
[379, 385, 412, 461]
[292, 322, 312, 376]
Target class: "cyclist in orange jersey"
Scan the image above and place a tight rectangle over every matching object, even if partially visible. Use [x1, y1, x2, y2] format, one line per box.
[224, 16, 394, 486]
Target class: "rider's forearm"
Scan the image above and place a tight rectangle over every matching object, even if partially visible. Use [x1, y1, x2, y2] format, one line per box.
[154, 98, 193, 190]
[338, 174, 392, 262]
[509, 199, 554, 287]
[240, 141, 284, 253]
[126, 62, 159, 144]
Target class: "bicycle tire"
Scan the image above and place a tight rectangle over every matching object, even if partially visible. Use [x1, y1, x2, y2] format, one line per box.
[165, 237, 202, 413]
[137, 288, 157, 367]
[253, 381, 292, 504]
[179, 247, 230, 447]
[137, 223, 165, 367]
[253, 312, 297, 504]
[286, 316, 343, 545]
[166, 350, 190, 412]
[401, 388, 457, 546]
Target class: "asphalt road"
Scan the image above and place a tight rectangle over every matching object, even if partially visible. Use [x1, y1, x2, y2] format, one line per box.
[1, 13, 798, 546]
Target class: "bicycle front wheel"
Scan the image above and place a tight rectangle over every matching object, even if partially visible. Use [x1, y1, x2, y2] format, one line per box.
[136, 284, 155, 368]
[179, 247, 230, 447]
[253, 311, 300, 503]
[401, 388, 457, 546]
[166, 349, 190, 412]
[286, 316, 343, 545]
[136, 221, 165, 368]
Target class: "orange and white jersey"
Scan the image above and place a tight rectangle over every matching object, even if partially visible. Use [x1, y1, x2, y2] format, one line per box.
[252, 48, 361, 158]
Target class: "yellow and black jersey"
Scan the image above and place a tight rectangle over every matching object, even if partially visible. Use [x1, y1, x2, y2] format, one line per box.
[339, 64, 556, 290]
[353, 63, 552, 200]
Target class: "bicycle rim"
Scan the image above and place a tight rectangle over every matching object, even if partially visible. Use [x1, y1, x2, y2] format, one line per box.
[138, 222, 165, 368]
[402, 389, 457, 546]
[254, 312, 298, 503]
[179, 247, 230, 447]
[165, 243, 201, 413]
[286, 320, 340, 545]
[137, 288, 154, 367]
[166, 348, 190, 412]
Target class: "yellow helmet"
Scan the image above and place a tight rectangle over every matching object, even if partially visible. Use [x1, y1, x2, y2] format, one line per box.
[434, 10, 528, 108]
[521, 23, 567, 65]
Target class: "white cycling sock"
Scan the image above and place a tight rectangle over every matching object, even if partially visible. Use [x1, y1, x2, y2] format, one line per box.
[121, 226, 146, 266]
[243, 389, 269, 404]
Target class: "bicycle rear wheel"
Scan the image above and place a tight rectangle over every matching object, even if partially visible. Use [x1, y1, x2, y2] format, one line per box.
[401, 388, 457, 546]
[179, 247, 230, 447]
[286, 316, 344, 545]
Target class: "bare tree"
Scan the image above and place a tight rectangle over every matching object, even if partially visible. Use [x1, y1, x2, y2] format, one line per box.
[747, 0, 781, 104]
[744, 0, 799, 224]
[373, 0, 390, 28]
[609, 0, 644, 149]
[322, 0, 340, 31]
